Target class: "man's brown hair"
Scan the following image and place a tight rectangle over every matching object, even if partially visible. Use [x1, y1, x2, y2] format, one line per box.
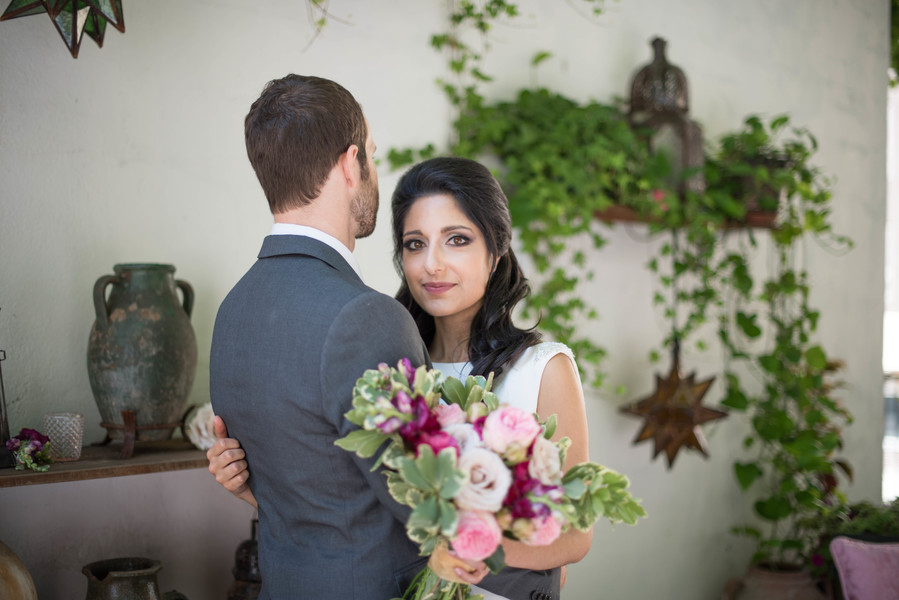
[244, 74, 369, 214]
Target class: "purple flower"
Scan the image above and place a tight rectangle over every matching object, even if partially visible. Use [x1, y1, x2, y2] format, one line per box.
[399, 396, 432, 440]
[393, 390, 414, 414]
[811, 554, 824, 567]
[399, 358, 416, 385]
[378, 417, 403, 434]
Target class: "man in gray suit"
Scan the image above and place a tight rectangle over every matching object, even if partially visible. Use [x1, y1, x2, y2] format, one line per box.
[210, 74, 440, 599]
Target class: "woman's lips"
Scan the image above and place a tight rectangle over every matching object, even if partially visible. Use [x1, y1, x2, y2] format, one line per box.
[423, 282, 454, 294]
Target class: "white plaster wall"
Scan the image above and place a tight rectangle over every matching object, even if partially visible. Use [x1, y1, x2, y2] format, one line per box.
[0, 1, 889, 599]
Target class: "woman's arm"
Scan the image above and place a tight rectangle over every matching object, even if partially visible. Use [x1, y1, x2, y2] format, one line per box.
[502, 353, 593, 570]
[207, 416, 258, 509]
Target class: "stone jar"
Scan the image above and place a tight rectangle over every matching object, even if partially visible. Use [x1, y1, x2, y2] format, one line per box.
[82, 557, 187, 600]
[87, 264, 197, 441]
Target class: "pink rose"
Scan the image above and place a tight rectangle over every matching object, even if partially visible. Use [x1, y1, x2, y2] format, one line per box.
[482, 406, 541, 458]
[434, 403, 466, 427]
[452, 510, 503, 561]
[527, 513, 563, 546]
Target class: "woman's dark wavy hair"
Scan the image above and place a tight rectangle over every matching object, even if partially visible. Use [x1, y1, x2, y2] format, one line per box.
[391, 157, 540, 379]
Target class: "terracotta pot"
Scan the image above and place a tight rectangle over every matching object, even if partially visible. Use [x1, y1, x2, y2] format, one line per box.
[0, 540, 37, 600]
[724, 565, 826, 600]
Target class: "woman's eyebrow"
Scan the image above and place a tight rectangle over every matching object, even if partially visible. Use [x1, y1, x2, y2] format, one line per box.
[403, 225, 473, 237]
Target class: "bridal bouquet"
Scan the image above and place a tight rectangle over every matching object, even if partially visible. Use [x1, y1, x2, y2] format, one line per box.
[335, 359, 645, 600]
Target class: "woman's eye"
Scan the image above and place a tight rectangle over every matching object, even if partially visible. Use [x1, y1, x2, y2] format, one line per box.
[448, 235, 471, 246]
[403, 239, 424, 251]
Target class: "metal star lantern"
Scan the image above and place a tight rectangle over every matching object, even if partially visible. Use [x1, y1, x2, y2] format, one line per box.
[620, 347, 727, 469]
[1, 0, 124, 58]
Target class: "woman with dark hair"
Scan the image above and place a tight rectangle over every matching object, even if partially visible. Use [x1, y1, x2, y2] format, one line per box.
[209, 157, 593, 599]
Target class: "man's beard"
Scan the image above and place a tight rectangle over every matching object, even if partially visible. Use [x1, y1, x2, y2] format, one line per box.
[352, 174, 379, 239]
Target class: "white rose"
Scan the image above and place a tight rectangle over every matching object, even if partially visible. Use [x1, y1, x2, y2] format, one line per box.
[186, 403, 217, 451]
[456, 447, 513, 512]
[444, 423, 483, 456]
[528, 435, 563, 485]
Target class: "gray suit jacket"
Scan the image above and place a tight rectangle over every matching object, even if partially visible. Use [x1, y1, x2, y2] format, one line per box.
[211, 235, 561, 600]
[210, 235, 428, 599]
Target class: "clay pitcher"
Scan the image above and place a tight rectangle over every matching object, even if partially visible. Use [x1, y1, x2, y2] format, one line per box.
[82, 557, 187, 600]
[87, 264, 197, 441]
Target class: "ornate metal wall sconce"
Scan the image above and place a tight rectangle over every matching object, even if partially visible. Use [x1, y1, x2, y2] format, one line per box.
[628, 37, 704, 195]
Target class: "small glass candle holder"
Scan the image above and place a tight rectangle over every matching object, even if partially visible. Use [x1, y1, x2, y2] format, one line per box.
[42, 412, 84, 461]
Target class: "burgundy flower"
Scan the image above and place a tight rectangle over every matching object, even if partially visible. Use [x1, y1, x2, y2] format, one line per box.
[416, 431, 460, 457]
[19, 428, 49, 445]
[472, 415, 487, 438]
[811, 554, 824, 567]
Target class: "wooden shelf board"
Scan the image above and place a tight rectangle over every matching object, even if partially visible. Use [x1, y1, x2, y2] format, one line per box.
[0, 440, 208, 488]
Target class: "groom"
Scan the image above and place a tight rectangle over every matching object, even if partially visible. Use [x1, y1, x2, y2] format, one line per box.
[209, 74, 441, 599]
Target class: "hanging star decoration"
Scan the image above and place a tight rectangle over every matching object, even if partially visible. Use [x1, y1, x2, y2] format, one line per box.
[619, 346, 727, 469]
[1, 0, 124, 59]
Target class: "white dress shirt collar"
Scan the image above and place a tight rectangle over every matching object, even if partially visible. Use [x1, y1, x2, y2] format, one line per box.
[270, 223, 364, 281]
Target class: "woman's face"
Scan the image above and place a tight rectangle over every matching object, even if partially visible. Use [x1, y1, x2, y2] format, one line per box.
[401, 193, 494, 323]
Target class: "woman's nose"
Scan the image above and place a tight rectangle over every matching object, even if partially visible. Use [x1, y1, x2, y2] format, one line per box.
[425, 246, 444, 274]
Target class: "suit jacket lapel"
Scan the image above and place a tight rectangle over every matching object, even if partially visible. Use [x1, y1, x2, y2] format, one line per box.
[258, 235, 361, 281]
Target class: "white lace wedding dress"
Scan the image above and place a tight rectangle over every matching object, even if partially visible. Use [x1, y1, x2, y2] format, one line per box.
[431, 341, 577, 600]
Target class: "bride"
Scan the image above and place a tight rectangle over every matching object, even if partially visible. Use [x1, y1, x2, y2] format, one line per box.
[208, 156, 592, 599]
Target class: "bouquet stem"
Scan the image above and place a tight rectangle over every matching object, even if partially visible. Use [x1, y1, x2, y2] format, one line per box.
[401, 566, 481, 600]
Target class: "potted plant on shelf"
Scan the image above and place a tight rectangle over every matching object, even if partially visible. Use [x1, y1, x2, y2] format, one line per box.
[802, 498, 899, 599]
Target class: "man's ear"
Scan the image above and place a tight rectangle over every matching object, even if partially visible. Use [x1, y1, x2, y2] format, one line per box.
[339, 144, 360, 187]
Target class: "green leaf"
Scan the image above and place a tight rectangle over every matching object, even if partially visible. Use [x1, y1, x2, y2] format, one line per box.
[543, 414, 558, 439]
[755, 496, 793, 522]
[806, 345, 827, 370]
[398, 454, 433, 491]
[485, 545, 506, 574]
[333, 429, 387, 458]
[408, 496, 440, 533]
[735, 462, 763, 490]
[736, 312, 762, 338]
[531, 51, 552, 67]
[441, 377, 468, 407]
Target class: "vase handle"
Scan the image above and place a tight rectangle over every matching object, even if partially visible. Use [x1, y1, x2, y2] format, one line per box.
[92, 275, 118, 330]
[175, 280, 194, 318]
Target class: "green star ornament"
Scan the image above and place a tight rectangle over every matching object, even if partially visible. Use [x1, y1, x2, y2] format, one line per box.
[1, 0, 124, 58]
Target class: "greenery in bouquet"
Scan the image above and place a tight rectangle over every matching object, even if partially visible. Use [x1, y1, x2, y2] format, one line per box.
[335, 359, 645, 600]
[6, 427, 53, 472]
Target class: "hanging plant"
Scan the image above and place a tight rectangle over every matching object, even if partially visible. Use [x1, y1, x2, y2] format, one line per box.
[389, 1, 619, 388]
[707, 115, 855, 570]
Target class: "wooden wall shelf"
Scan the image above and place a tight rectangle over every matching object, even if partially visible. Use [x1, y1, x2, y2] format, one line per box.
[595, 205, 777, 229]
[0, 440, 208, 488]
